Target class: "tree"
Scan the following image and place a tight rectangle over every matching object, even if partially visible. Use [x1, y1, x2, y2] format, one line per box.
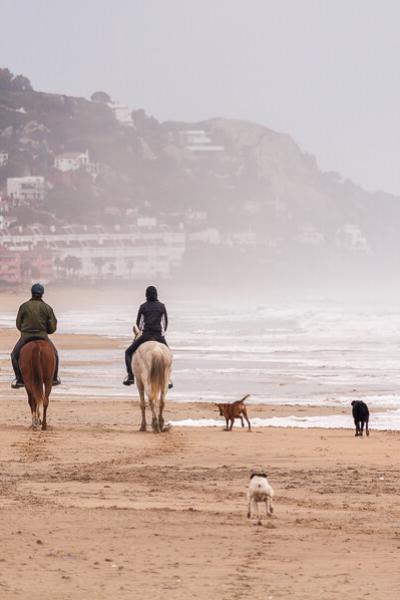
[125, 257, 134, 276]
[0, 68, 13, 91]
[0, 69, 32, 91]
[63, 255, 82, 278]
[90, 91, 112, 104]
[11, 74, 32, 92]
[92, 257, 105, 279]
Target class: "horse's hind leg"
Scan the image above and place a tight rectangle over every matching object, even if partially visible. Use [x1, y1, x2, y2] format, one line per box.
[137, 381, 147, 432]
[42, 388, 51, 431]
[158, 391, 165, 432]
[150, 411, 160, 433]
[28, 392, 40, 430]
[41, 399, 48, 430]
[148, 393, 160, 433]
[27, 391, 37, 429]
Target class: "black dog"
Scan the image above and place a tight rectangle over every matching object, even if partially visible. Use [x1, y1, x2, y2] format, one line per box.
[351, 400, 369, 437]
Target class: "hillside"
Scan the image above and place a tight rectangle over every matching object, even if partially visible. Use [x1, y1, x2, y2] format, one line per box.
[1, 66, 399, 286]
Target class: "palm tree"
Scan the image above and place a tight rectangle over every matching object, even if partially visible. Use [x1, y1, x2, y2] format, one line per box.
[63, 255, 82, 279]
[92, 257, 105, 280]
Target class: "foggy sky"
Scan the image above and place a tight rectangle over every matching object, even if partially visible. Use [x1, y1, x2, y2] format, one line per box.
[1, 0, 400, 195]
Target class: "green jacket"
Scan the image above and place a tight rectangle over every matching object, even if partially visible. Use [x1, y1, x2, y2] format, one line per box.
[16, 298, 57, 341]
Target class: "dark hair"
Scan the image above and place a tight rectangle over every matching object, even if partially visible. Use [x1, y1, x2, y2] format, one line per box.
[146, 285, 158, 301]
[250, 472, 267, 479]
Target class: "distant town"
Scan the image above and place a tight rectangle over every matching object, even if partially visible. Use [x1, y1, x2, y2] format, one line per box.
[0, 131, 233, 285]
[1, 66, 394, 289]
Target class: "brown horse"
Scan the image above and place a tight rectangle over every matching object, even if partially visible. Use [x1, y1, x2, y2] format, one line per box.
[132, 326, 172, 433]
[19, 340, 56, 430]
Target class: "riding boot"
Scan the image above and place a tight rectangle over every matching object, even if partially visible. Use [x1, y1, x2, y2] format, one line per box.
[52, 350, 61, 385]
[11, 378, 25, 389]
[11, 354, 24, 388]
[123, 372, 135, 386]
[124, 347, 135, 385]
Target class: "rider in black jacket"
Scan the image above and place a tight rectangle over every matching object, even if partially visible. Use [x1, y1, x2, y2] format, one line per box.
[123, 286, 169, 386]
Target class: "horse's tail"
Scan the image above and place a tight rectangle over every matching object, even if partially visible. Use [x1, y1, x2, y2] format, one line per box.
[31, 344, 44, 406]
[149, 352, 167, 401]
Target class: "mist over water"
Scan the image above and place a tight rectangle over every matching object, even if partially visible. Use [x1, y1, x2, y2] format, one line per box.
[1, 1, 400, 430]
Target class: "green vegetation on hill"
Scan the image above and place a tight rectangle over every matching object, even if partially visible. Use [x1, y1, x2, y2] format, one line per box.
[1, 67, 400, 285]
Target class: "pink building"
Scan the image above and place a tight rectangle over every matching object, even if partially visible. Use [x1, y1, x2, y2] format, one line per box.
[0, 248, 22, 284]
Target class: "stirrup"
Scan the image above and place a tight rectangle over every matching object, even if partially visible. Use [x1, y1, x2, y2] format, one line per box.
[123, 376, 135, 386]
[11, 379, 24, 389]
[168, 382, 173, 390]
[52, 378, 61, 386]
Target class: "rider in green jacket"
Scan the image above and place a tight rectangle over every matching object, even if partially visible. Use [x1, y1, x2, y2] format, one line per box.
[10, 283, 61, 388]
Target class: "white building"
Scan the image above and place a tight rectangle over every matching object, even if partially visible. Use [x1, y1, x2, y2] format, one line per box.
[137, 217, 157, 228]
[0, 224, 186, 280]
[179, 130, 224, 153]
[0, 215, 11, 231]
[188, 228, 220, 245]
[7, 176, 45, 202]
[336, 224, 371, 255]
[54, 150, 90, 172]
[108, 103, 134, 127]
[0, 152, 8, 167]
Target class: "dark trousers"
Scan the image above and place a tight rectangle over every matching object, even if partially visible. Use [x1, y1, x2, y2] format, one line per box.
[125, 333, 168, 376]
[11, 338, 59, 381]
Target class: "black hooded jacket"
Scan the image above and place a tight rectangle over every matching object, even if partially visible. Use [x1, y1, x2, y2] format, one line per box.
[136, 300, 168, 335]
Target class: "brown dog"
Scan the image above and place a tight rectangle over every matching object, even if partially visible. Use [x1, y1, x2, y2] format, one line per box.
[217, 394, 251, 431]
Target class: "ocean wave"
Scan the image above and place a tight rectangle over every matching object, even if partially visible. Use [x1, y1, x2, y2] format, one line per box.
[171, 410, 400, 430]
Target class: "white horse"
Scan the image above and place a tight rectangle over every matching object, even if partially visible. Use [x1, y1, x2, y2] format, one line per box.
[131, 326, 173, 433]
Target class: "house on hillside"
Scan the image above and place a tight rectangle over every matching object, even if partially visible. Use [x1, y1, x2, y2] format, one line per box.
[108, 103, 134, 127]
[6, 176, 45, 202]
[54, 150, 90, 172]
[177, 130, 224, 153]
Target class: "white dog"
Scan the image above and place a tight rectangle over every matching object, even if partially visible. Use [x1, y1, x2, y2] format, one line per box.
[247, 472, 274, 525]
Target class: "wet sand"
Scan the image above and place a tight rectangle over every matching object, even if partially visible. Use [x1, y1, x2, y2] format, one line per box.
[0, 329, 399, 598]
[1, 403, 399, 600]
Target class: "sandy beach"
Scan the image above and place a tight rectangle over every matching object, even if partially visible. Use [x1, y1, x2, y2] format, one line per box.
[0, 291, 399, 599]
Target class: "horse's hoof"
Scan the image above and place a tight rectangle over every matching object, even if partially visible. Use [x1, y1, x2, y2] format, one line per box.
[139, 426, 147, 432]
[41, 424, 47, 431]
[162, 423, 172, 432]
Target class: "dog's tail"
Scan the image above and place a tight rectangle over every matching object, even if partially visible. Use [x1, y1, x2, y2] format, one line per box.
[235, 394, 250, 405]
